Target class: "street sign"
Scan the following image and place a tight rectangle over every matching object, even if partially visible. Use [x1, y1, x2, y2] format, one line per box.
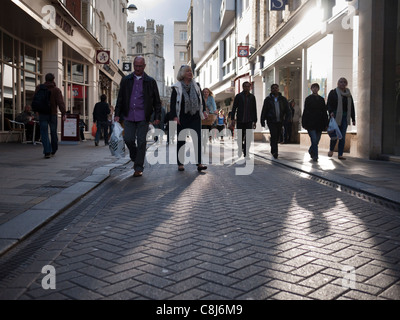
[96, 50, 110, 64]
[123, 62, 132, 72]
[271, 0, 287, 11]
[238, 46, 250, 58]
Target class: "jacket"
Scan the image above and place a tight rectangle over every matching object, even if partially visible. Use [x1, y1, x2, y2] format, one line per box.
[327, 89, 356, 124]
[93, 102, 110, 122]
[34, 81, 66, 116]
[115, 72, 161, 122]
[261, 93, 290, 126]
[231, 91, 258, 124]
[170, 81, 206, 120]
[302, 94, 329, 131]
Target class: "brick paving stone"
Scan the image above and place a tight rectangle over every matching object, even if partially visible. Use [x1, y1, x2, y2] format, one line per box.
[1, 145, 400, 300]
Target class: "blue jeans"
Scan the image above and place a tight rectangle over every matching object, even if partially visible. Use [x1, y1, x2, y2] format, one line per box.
[308, 130, 322, 160]
[330, 116, 348, 157]
[39, 114, 58, 155]
[124, 120, 149, 172]
[95, 121, 109, 145]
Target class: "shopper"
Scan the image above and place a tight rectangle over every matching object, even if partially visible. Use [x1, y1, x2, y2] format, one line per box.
[327, 77, 356, 160]
[114, 56, 162, 177]
[302, 83, 329, 162]
[261, 84, 291, 159]
[32, 73, 66, 159]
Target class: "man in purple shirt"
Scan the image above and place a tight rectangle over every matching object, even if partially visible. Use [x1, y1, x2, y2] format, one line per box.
[115, 56, 161, 177]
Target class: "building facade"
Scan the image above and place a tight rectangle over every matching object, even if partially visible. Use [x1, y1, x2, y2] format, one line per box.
[0, 0, 129, 142]
[189, 0, 400, 160]
[173, 21, 189, 82]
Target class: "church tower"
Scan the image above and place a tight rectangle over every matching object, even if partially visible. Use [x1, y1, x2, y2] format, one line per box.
[127, 19, 166, 100]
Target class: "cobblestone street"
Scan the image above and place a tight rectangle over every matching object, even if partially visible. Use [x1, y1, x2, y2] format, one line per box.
[1, 143, 399, 301]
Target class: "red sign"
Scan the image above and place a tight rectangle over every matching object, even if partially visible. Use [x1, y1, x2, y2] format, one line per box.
[96, 50, 110, 64]
[238, 46, 250, 58]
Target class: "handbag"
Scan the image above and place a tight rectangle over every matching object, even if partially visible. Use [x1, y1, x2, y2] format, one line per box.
[91, 123, 97, 137]
[202, 113, 217, 126]
[327, 117, 343, 141]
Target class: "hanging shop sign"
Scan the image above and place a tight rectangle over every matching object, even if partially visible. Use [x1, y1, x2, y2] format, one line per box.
[96, 50, 110, 64]
[123, 62, 132, 72]
[271, 0, 287, 11]
[238, 46, 250, 58]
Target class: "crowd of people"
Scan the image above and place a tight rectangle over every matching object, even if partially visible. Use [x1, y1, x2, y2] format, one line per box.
[27, 60, 355, 175]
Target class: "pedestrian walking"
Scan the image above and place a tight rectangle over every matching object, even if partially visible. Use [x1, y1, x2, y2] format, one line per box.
[114, 56, 161, 178]
[93, 94, 110, 146]
[32, 73, 66, 159]
[327, 77, 356, 160]
[231, 82, 258, 159]
[302, 83, 329, 162]
[216, 109, 227, 141]
[261, 84, 291, 159]
[170, 65, 208, 172]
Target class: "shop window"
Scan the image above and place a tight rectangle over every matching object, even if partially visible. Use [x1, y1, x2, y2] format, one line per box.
[25, 45, 36, 73]
[72, 62, 84, 83]
[25, 72, 37, 106]
[0, 62, 2, 131]
[3, 33, 13, 65]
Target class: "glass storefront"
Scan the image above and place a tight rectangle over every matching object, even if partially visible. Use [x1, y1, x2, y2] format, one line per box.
[395, 4, 400, 155]
[0, 29, 42, 131]
[63, 58, 90, 132]
[307, 35, 333, 99]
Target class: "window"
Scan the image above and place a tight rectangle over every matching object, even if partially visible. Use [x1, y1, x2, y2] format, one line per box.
[179, 52, 186, 62]
[136, 43, 143, 54]
[0, 32, 42, 131]
[180, 31, 187, 41]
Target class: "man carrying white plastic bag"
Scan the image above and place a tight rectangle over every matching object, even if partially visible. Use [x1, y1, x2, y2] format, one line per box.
[109, 122, 126, 158]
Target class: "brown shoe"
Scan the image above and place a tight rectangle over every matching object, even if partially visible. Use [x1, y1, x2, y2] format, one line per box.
[338, 156, 347, 160]
[133, 171, 143, 177]
[328, 151, 334, 157]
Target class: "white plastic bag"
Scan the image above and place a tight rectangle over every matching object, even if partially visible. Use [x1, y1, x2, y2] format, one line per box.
[327, 117, 343, 141]
[109, 122, 126, 158]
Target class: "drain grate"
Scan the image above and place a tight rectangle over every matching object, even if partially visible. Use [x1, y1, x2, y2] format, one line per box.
[255, 155, 400, 213]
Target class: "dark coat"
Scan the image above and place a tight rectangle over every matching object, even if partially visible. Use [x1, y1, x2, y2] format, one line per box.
[115, 72, 161, 122]
[34, 81, 66, 116]
[231, 92, 258, 124]
[302, 94, 329, 132]
[261, 93, 290, 126]
[93, 102, 110, 122]
[327, 89, 355, 123]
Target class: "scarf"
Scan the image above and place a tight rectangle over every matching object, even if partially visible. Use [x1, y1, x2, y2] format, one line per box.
[181, 81, 200, 116]
[335, 88, 353, 125]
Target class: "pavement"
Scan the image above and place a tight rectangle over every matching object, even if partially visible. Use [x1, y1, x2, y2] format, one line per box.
[0, 137, 399, 258]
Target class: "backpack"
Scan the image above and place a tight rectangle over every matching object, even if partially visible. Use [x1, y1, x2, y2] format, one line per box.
[32, 84, 51, 114]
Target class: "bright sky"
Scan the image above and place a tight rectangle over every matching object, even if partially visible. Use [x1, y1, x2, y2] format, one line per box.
[127, 0, 191, 84]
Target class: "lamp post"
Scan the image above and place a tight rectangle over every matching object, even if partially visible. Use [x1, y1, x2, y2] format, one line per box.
[122, 4, 138, 13]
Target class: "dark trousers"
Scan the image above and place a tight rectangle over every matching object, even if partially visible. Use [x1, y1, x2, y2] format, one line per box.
[268, 122, 283, 156]
[124, 120, 149, 172]
[237, 122, 253, 157]
[177, 112, 202, 166]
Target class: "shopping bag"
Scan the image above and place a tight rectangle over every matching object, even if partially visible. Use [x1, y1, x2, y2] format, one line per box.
[109, 122, 126, 158]
[91, 123, 97, 137]
[327, 117, 343, 141]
